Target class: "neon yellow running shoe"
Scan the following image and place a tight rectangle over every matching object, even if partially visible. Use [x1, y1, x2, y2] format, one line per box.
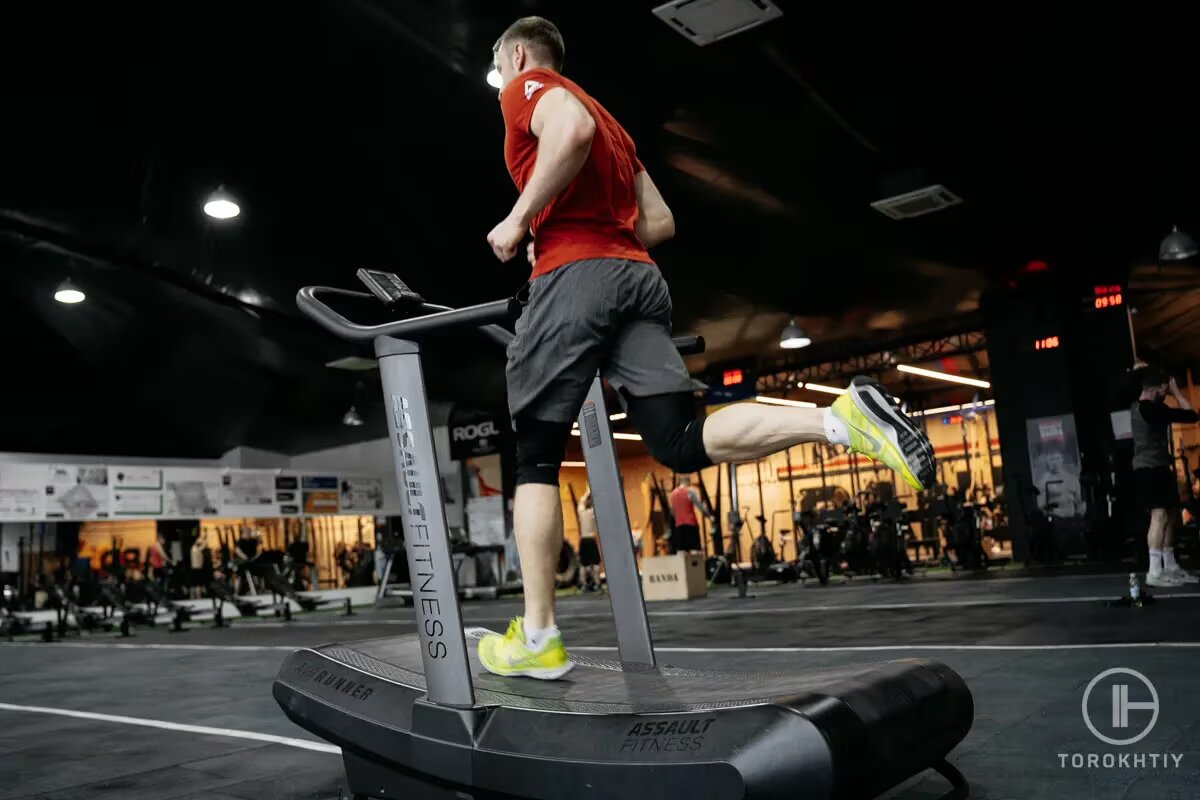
[830, 377, 936, 491]
[477, 617, 574, 680]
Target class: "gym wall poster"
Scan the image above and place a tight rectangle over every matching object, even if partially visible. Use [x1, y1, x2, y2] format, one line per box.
[302, 475, 341, 514]
[340, 476, 385, 512]
[163, 468, 222, 517]
[221, 470, 282, 516]
[1026, 414, 1086, 519]
[0, 459, 401, 522]
[0, 465, 46, 520]
[45, 465, 110, 519]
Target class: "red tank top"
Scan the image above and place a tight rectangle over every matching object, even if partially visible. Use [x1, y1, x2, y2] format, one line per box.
[500, 68, 651, 277]
[670, 486, 699, 527]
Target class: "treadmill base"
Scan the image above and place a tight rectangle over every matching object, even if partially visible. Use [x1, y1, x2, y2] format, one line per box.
[339, 752, 970, 800]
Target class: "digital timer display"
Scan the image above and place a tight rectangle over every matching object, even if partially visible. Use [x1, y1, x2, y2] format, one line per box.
[1093, 285, 1124, 309]
[722, 369, 745, 387]
[1035, 336, 1061, 351]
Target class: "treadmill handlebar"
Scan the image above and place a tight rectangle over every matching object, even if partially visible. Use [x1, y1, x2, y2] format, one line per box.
[296, 285, 518, 342]
[672, 334, 705, 355]
[295, 285, 705, 354]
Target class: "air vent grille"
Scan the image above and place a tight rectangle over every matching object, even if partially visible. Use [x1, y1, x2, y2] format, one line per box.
[870, 185, 963, 220]
[652, 0, 783, 46]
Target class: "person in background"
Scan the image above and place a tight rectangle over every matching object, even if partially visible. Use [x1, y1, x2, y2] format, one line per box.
[147, 533, 172, 582]
[1132, 367, 1199, 586]
[374, 537, 386, 586]
[189, 531, 209, 599]
[668, 475, 713, 554]
[235, 525, 261, 595]
[575, 489, 601, 591]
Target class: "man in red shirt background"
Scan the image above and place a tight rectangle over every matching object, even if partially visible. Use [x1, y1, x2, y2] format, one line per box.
[669, 475, 714, 554]
[480, 17, 935, 679]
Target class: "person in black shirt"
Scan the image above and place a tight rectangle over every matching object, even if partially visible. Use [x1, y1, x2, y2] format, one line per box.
[1131, 367, 1199, 586]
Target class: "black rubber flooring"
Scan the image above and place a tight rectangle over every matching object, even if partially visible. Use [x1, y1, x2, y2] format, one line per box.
[3, 571, 1199, 799]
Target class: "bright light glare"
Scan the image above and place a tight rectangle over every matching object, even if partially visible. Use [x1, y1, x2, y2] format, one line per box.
[755, 396, 818, 408]
[896, 364, 991, 388]
[204, 197, 240, 219]
[572, 412, 629, 430]
[561, 461, 587, 468]
[486, 68, 502, 88]
[801, 382, 847, 396]
[911, 399, 996, 417]
[570, 430, 643, 441]
[54, 288, 85, 304]
[780, 335, 812, 349]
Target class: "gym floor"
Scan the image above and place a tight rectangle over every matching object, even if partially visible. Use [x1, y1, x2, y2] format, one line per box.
[3, 572, 1199, 800]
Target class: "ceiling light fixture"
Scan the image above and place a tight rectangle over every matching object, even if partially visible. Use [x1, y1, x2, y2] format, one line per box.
[1160, 226, 1199, 262]
[204, 187, 241, 220]
[755, 396, 818, 408]
[779, 319, 812, 349]
[54, 280, 85, 304]
[910, 399, 996, 417]
[801, 382, 846, 396]
[896, 364, 991, 388]
[561, 461, 587, 468]
[486, 68, 502, 88]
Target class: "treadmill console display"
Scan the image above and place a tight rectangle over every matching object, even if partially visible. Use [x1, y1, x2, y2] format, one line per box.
[356, 269, 423, 305]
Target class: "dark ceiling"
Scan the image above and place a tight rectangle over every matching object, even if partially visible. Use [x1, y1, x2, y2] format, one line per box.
[2, 1, 1197, 457]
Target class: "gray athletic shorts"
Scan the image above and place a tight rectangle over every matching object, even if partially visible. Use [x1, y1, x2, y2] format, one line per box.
[507, 258, 694, 423]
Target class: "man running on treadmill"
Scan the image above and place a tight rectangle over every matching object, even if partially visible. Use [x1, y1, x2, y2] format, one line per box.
[481, 17, 936, 679]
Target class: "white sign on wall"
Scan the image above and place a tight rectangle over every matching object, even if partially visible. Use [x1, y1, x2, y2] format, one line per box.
[340, 476, 385, 512]
[221, 470, 281, 516]
[45, 465, 109, 519]
[163, 468, 222, 517]
[0, 466, 45, 521]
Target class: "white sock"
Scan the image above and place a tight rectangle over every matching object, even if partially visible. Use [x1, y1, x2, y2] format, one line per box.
[1149, 549, 1163, 576]
[1163, 547, 1178, 570]
[524, 624, 558, 650]
[823, 407, 850, 446]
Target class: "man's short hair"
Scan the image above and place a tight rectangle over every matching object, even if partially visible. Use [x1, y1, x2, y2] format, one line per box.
[494, 16, 565, 72]
[1141, 367, 1168, 390]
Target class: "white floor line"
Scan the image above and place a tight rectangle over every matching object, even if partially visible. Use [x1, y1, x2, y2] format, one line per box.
[5, 638, 1199, 656]
[143, 591, 1200, 628]
[462, 591, 1200, 622]
[0, 702, 341, 754]
[0, 642, 295, 651]
[573, 642, 1200, 653]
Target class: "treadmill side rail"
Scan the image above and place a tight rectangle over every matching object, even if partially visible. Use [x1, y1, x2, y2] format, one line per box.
[375, 335, 475, 708]
[580, 377, 656, 667]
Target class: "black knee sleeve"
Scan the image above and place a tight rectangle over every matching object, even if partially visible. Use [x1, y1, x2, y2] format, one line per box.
[624, 391, 713, 473]
[514, 415, 574, 486]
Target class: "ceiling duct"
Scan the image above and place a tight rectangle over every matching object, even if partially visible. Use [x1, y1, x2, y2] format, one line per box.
[870, 168, 962, 220]
[870, 185, 963, 220]
[652, 0, 783, 46]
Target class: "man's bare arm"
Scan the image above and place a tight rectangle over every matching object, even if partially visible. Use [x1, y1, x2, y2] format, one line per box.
[634, 170, 675, 248]
[1170, 377, 1195, 412]
[689, 487, 715, 521]
[509, 87, 596, 226]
